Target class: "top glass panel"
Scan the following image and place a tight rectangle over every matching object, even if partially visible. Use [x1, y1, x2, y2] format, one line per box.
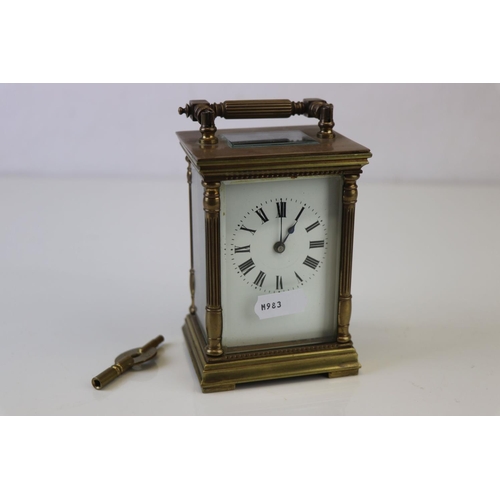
[222, 130, 318, 148]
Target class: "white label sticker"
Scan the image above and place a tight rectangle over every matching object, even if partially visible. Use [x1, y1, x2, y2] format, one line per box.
[254, 289, 307, 320]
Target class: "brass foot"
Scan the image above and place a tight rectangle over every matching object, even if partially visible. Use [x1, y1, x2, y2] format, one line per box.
[202, 384, 236, 394]
[327, 369, 359, 379]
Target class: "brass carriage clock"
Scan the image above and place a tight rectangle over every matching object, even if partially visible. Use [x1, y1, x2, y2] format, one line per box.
[177, 98, 371, 393]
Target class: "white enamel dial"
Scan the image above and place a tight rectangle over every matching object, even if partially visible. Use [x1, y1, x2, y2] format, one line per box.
[220, 176, 342, 348]
[230, 198, 328, 294]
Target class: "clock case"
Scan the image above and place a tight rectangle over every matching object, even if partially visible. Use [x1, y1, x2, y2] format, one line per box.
[177, 99, 371, 393]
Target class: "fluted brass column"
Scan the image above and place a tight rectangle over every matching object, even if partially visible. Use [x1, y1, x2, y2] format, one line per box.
[337, 173, 360, 344]
[203, 181, 223, 356]
[186, 158, 196, 315]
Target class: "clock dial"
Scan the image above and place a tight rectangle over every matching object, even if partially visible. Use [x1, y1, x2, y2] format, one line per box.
[220, 176, 342, 348]
[230, 198, 328, 294]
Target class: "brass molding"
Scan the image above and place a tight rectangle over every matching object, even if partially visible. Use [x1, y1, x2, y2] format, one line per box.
[203, 182, 223, 356]
[211, 168, 364, 182]
[183, 313, 360, 393]
[337, 173, 360, 344]
[179, 98, 335, 143]
[181, 153, 370, 184]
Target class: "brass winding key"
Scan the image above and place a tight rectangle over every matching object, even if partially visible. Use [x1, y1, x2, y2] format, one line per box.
[92, 335, 165, 390]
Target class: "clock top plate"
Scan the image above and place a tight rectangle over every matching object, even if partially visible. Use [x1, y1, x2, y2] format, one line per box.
[176, 125, 371, 180]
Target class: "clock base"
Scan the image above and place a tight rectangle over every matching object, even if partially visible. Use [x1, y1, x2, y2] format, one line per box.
[182, 314, 361, 393]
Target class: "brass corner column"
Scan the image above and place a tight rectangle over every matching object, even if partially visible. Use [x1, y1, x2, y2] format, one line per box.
[203, 181, 223, 356]
[186, 158, 196, 315]
[337, 173, 360, 345]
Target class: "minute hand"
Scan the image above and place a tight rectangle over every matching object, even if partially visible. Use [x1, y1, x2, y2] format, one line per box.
[282, 221, 298, 243]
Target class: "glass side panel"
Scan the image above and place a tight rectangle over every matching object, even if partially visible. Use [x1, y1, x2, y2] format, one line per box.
[191, 167, 207, 338]
[222, 130, 318, 148]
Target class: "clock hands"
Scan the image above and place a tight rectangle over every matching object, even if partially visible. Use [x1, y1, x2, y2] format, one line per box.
[274, 221, 297, 252]
[274, 203, 304, 253]
[284, 206, 305, 244]
[282, 221, 298, 244]
[274, 199, 286, 254]
[273, 240, 286, 253]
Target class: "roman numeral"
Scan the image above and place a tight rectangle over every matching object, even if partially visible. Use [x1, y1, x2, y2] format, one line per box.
[294, 271, 303, 283]
[295, 207, 305, 221]
[238, 258, 255, 275]
[303, 255, 320, 270]
[276, 200, 286, 218]
[255, 208, 269, 223]
[254, 271, 266, 287]
[309, 240, 325, 248]
[234, 245, 251, 253]
[305, 221, 320, 232]
[240, 225, 256, 235]
[276, 275, 283, 290]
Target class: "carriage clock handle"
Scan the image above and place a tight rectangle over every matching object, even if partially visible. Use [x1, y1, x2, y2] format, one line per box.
[178, 98, 335, 145]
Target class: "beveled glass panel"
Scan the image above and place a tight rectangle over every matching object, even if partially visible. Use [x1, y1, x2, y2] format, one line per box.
[222, 130, 318, 148]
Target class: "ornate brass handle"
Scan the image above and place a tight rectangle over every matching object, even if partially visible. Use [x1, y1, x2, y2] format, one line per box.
[178, 98, 335, 145]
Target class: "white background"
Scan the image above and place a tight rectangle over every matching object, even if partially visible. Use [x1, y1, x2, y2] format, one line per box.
[2, 2, 500, 498]
[2, 83, 500, 182]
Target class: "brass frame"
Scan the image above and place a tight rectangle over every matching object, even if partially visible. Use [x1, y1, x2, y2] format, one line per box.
[178, 121, 371, 393]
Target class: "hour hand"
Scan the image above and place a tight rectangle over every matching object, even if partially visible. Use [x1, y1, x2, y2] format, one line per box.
[282, 221, 297, 243]
[274, 221, 296, 253]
